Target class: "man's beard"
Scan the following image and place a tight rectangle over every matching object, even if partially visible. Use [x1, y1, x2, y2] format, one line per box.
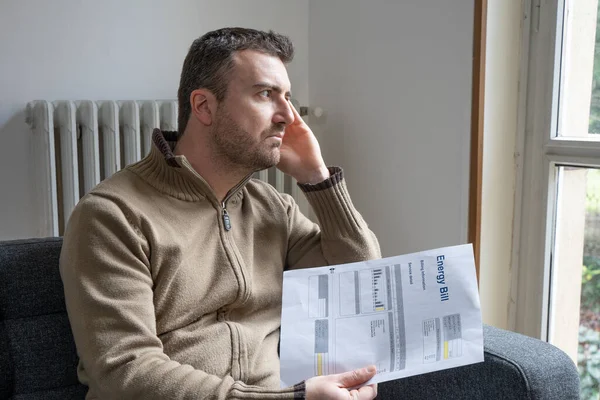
[210, 106, 283, 173]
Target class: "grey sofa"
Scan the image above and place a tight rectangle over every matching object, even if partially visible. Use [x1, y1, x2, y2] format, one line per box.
[0, 238, 580, 399]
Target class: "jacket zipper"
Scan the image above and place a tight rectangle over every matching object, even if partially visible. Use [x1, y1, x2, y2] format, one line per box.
[219, 174, 253, 231]
[222, 202, 231, 231]
[217, 175, 253, 381]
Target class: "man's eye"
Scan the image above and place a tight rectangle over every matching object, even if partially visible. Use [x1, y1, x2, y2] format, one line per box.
[259, 90, 271, 97]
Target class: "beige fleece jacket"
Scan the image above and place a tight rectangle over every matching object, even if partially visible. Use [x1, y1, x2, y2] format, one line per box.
[59, 129, 381, 399]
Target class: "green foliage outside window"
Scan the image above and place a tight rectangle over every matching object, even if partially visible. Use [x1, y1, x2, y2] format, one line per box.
[589, 1, 600, 134]
[580, 257, 600, 399]
[581, 2, 600, 397]
[579, 325, 600, 399]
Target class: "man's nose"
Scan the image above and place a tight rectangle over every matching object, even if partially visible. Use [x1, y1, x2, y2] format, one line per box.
[273, 100, 295, 125]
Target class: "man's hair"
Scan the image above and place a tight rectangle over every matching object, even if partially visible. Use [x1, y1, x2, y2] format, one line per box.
[177, 27, 294, 137]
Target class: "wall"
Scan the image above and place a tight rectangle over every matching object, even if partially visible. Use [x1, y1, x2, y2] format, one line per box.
[1, 0, 515, 331]
[479, 0, 524, 329]
[308, 0, 473, 257]
[0, 0, 309, 240]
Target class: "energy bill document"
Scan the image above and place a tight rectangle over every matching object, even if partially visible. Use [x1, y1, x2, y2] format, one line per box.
[279, 244, 483, 387]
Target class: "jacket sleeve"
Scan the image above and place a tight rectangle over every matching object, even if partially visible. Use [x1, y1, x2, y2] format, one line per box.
[59, 194, 305, 400]
[285, 167, 381, 269]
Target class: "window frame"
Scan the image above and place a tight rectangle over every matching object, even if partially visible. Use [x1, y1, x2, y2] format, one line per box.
[511, 0, 600, 339]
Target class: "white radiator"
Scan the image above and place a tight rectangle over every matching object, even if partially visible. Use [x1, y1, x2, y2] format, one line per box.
[26, 100, 299, 237]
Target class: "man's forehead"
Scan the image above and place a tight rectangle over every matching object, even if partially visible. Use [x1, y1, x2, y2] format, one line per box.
[231, 50, 291, 89]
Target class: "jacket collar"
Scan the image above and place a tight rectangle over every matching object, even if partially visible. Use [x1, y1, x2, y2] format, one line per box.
[126, 129, 252, 205]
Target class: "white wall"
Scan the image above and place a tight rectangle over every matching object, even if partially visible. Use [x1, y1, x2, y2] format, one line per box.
[478, 0, 524, 330]
[0, 0, 309, 240]
[1, 0, 509, 331]
[308, 0, 473, 257]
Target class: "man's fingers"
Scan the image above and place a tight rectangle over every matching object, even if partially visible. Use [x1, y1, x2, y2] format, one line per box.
[352, 384, 377, 400]
[287, 99, 300, 119]
[337, 365, 377, 388]
[371, 383, 378, 395]
[348, 384, 377, 400]
[357, 383, 378, 399]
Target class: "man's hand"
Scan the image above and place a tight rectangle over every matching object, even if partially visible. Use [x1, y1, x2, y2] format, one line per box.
[278, 102, 330, 185]
[305, 366, 378, 400]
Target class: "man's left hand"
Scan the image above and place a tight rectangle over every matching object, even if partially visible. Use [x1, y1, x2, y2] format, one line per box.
[277, 103, 330, 184]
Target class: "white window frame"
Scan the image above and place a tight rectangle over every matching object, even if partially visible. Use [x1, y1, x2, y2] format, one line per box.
[510, 0, 600, 340]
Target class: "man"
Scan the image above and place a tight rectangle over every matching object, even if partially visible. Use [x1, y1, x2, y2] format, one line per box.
[60, 27, 381, 399]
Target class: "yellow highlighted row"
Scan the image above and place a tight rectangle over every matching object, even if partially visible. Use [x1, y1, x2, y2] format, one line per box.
[444, 341, 449, 359]
[317, 353, 323, 375]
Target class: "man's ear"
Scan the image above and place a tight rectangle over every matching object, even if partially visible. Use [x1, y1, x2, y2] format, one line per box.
[190, 89, 217, 126]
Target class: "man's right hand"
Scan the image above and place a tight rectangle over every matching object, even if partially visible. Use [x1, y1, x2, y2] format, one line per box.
[305, 365, 378, 400]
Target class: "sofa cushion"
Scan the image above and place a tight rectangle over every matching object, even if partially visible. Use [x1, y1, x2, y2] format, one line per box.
[11, 384, 88, 400]
[0, 238, 86, 399]
[0, 237, 581, 400]
[378, 351, 530, 399]
[378, 324, 580, 400]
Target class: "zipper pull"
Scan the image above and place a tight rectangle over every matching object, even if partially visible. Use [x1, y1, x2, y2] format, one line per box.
[222, 202, 231, 231]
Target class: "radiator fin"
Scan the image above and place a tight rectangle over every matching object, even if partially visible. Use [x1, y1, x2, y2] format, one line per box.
[26, 100, 299, 237]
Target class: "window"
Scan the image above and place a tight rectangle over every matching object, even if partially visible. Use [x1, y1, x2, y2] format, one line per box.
[514, 0, 600, 397]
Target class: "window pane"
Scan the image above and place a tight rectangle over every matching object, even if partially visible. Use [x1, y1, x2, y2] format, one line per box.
[557, 0, 600, 138]
[549, 166, 600, 399]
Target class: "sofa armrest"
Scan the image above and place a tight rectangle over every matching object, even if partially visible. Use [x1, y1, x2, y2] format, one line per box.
[377, 325, 580, 400]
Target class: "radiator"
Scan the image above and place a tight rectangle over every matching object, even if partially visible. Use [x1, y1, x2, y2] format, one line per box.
[26, 100, 299, 237]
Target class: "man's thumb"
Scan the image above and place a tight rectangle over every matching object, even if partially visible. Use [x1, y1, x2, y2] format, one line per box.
[337, 366, 377, 388]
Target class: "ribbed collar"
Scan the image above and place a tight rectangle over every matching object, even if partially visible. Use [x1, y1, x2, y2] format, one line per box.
[126, 129, 248, 204]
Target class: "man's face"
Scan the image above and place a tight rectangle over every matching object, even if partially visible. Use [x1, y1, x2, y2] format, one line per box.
[209, 50, 294, 172]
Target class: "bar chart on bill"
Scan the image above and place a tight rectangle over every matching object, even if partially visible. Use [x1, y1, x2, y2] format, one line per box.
[360, 267, 390, 314]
